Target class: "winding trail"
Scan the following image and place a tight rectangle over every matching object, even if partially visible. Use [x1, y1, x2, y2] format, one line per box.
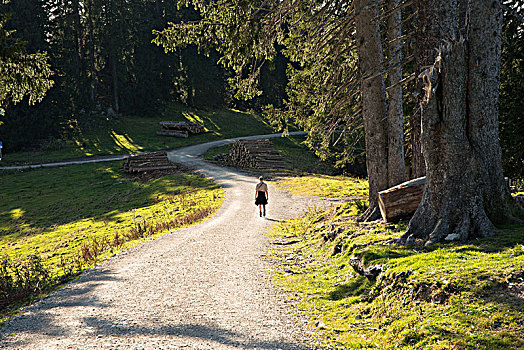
[0, 132, 319, 349]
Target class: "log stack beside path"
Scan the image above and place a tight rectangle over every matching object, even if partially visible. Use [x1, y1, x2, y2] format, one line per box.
[122, 151, 176, 173]
[156, 121, 207, 138]
[226, 139, 286, 169]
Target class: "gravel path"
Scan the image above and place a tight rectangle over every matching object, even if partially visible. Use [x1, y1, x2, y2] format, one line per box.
[0, 135, 319, 349]
[0, 132, 306, 170]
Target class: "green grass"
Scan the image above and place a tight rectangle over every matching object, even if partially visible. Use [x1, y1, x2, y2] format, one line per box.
[0, 162, 223, 267]
[276, 174, 368, 198]
[268, 176, 524, 349]
[1, 103, 274, 165]
[0, 162, 224, 315]
[203, 135, 338, 175]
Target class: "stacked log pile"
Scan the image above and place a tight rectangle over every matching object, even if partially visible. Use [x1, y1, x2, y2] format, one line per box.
[156, 121, 207, 138]
[122, 151, 176, 173]
[225, 139, 286, 169]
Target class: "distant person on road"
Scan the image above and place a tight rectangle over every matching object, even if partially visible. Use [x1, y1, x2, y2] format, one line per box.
[255, 176, 269, 217]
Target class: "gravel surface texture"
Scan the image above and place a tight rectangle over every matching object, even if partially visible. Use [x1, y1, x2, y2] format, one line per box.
[1, 135, 319, 349]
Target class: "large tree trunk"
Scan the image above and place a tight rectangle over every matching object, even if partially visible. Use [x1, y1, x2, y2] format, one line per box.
[386, 0, 406, 187]
[467, 0, 524, 222]
[409, 112, 425, 179]
[408, 0, 455, 180]
[400, 0, 524, 245]
[354, 0, 389, 221]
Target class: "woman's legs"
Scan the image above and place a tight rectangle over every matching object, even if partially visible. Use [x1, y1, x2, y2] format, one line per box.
[258, 204, 263, 216]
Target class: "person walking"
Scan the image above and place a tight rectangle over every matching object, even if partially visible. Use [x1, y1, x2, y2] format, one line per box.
[255, 176, 269, 217]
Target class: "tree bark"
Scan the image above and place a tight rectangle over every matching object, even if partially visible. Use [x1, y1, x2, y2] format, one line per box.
[386, 0, 406, 187]
[400, 0, 524, 245]
[72, 0, 85, 88]
[109, 1, 120, 113]
[87, 0, 97, 104]
[409, 0, 455, 180]
[467, 0, 524, 222]
[355, 0, 389, 221]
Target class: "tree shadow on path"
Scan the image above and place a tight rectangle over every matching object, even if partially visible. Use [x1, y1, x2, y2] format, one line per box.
[82, 316, 312, 350]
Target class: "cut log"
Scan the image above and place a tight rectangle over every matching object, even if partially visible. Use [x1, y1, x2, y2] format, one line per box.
[225, 139, 286, 169]
[159, 121, 206, 134]
[156, 130, 189, 138]
[378, 176, 426, 222]
[122, 151, 177, 173]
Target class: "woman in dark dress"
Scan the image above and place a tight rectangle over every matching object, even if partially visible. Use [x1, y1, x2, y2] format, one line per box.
[255, 176, 269, 217]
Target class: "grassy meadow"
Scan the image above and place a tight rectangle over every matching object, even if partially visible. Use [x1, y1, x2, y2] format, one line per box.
[269, 176, 524, 349]
[1, 103, 274, 166]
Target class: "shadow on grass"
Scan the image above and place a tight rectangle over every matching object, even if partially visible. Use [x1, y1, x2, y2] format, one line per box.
[327, 276, 372, 301]
[0, 162, 220, 237]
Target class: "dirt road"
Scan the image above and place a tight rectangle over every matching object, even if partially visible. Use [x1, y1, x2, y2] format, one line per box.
[0, 134, 319, 349]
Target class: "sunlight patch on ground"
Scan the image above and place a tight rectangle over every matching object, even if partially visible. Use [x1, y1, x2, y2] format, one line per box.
[74, 139, 93, 156]
[183, 111, 204, 125]
[9, 208, 24, 220]
[110, 131, 143, 153]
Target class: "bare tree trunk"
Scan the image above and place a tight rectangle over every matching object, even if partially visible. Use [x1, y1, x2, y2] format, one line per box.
[355, 0, 389, 221]
[111, 51, 119, 113]
[72, 0, 84, 81]
[409, 112, 425, 178]
[109, 0, 119, 113]
[386, 0, 406, 187]
[409, 0, 454, 180]
[458, 0, 469, 36]
[87, 0, 96, 104]
[400, 0, 523, 245]
[467, 0, 524, 222]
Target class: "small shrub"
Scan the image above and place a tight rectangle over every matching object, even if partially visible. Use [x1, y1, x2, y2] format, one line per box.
[0, 255, 51, 311]
[354, 200, 369, 214]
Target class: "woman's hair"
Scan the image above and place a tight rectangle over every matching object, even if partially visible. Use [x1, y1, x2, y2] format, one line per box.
[259, 176, 263, 181]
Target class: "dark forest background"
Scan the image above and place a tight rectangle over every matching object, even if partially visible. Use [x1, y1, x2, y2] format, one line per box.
[0, 0, 522, 179]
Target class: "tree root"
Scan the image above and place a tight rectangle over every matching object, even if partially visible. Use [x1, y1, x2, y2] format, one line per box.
[400, 200, 496, 246]
[349, 256, 383, 281]
[356, 205, 382, 222]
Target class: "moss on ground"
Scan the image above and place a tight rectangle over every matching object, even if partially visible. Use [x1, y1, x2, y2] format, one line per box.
[276, 174, 368, 199]
[268, 176, 524, 349]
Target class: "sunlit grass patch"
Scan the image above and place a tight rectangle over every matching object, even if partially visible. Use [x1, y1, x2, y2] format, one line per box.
[276, 174, 368, 199]
[267, 186, 524, 349]
[1, 103, 274, 165]
[0, 161, 224, 314]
